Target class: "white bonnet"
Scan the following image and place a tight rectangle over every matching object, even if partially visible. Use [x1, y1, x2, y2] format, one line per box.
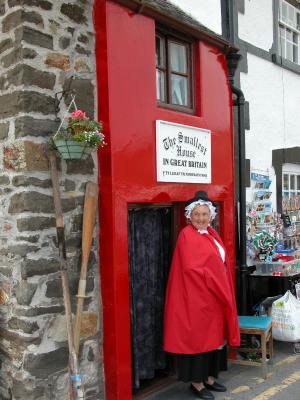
[184, 199, 217, 220]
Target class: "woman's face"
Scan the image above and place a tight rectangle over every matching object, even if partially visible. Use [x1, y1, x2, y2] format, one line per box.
[190, 205, 211, 230]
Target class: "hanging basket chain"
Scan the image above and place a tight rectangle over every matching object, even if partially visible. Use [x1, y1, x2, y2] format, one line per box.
[54, 95, 78, 140]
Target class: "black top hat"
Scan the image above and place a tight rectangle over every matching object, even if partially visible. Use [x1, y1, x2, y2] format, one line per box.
[185, 190, 212, 207]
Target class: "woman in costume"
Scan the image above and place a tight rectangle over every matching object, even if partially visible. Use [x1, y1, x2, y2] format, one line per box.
[164, 191, 240, 400]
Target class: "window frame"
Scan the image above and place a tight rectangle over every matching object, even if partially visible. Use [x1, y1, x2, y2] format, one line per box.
[282, 171, 300, 198]
[156, 28, 195, 114]
[278, 0, 300, 65]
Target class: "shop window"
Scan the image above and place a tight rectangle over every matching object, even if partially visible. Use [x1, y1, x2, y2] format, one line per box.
[156, 31, 194, 112]
[281, 167, 300, 250]
[282, 172, 300, 198]
[278, 0, 300, 64]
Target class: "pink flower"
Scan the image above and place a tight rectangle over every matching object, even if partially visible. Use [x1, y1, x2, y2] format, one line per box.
[70, 110, 88, 120]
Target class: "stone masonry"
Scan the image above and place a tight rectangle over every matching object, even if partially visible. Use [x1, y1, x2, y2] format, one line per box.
[0, 1, 104, 399]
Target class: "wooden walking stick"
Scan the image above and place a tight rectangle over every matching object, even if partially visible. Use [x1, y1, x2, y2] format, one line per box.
[74, 182, 98, 355]
[49, 152, 84, 400]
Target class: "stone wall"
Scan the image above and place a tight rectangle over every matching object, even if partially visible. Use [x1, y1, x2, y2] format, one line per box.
[0, 1, 104, 399]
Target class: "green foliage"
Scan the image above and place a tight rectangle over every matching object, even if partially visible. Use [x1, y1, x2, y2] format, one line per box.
[51, 109, 106, 149]
[72, 130, 105, 148]
[68, 118, 102, 133]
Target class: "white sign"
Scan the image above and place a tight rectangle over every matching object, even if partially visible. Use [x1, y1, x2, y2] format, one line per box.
[156, 120, 211, 183]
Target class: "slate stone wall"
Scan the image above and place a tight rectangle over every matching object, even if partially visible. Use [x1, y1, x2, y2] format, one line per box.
[0, 1, 104, 398]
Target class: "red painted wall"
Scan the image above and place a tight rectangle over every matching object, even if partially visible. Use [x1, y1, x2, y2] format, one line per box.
[95, 1, 235, 399]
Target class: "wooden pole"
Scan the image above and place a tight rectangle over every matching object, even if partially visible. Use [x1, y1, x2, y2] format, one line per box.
[74, 182, 98, 355]
[49, 152, 84, 400]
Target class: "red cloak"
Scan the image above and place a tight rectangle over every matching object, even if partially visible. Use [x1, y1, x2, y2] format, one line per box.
[164, 224, 240, 354]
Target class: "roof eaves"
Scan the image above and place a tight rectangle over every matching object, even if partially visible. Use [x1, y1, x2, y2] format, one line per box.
[112, 0, 239, 54]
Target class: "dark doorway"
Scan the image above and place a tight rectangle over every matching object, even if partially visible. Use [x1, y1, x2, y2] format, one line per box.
[128, 205, 176, 396]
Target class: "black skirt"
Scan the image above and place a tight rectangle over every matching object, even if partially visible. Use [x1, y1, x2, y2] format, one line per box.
[177, 347, 227, 383]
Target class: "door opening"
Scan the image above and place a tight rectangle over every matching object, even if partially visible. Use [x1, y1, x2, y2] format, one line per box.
[128, 205, 178, 397]
[127, 201, 221, 398]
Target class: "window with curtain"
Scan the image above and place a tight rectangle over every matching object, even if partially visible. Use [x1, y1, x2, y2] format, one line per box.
[156, 30, 194, 111]
[278, 0, 300, 64]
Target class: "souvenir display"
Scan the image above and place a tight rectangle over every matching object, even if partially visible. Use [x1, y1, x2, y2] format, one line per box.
[282, 195, 300, 250]
[246, 172, 300, 276]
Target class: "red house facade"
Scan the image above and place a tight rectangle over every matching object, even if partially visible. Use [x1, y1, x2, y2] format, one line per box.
[94, 1, 238, 398]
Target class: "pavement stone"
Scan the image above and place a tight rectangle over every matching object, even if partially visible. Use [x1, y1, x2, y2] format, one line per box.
[144, 341, 300, 400]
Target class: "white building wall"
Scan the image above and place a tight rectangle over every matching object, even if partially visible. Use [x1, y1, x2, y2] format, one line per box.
[241, 52, 300, 205]
[238, 0, 274, 50]
[282, 70, 300, 142]
[169, 0, 222, 34]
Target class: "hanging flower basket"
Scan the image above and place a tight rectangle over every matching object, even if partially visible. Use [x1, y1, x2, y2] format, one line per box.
[53, 138, 94, 160]
[50, 96, 106, 161]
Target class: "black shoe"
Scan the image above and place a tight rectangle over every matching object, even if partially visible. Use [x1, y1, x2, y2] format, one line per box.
[190, 384, 215, 399]
[203, 381, 227, 392]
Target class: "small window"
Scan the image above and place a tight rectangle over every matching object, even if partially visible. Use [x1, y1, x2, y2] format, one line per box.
[278, 0, 300, 64]
[282, 172, 300, 197]
[156, 31, 194, 112]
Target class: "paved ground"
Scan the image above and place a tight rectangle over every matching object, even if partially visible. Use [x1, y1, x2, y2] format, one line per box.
[145, 341, 300, 400]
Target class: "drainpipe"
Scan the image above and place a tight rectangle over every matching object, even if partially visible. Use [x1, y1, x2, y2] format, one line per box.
[227, 52, 248, 314]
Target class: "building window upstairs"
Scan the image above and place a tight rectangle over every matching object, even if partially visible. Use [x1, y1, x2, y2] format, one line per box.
[279, 0, 300, 64]
[156, 30, 194, 113]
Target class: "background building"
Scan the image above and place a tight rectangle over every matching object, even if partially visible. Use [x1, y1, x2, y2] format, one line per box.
[236, 0, 300, 219]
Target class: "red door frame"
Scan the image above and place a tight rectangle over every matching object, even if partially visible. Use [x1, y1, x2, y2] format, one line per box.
[94, 2, 236, 399]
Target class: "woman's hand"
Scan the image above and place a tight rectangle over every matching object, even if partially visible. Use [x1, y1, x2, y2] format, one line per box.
[295, 250, 300, 259]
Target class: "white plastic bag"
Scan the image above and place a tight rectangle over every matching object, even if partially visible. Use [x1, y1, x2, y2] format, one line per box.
[271, 290, 300, 342]
[295, 283, 300, 300]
